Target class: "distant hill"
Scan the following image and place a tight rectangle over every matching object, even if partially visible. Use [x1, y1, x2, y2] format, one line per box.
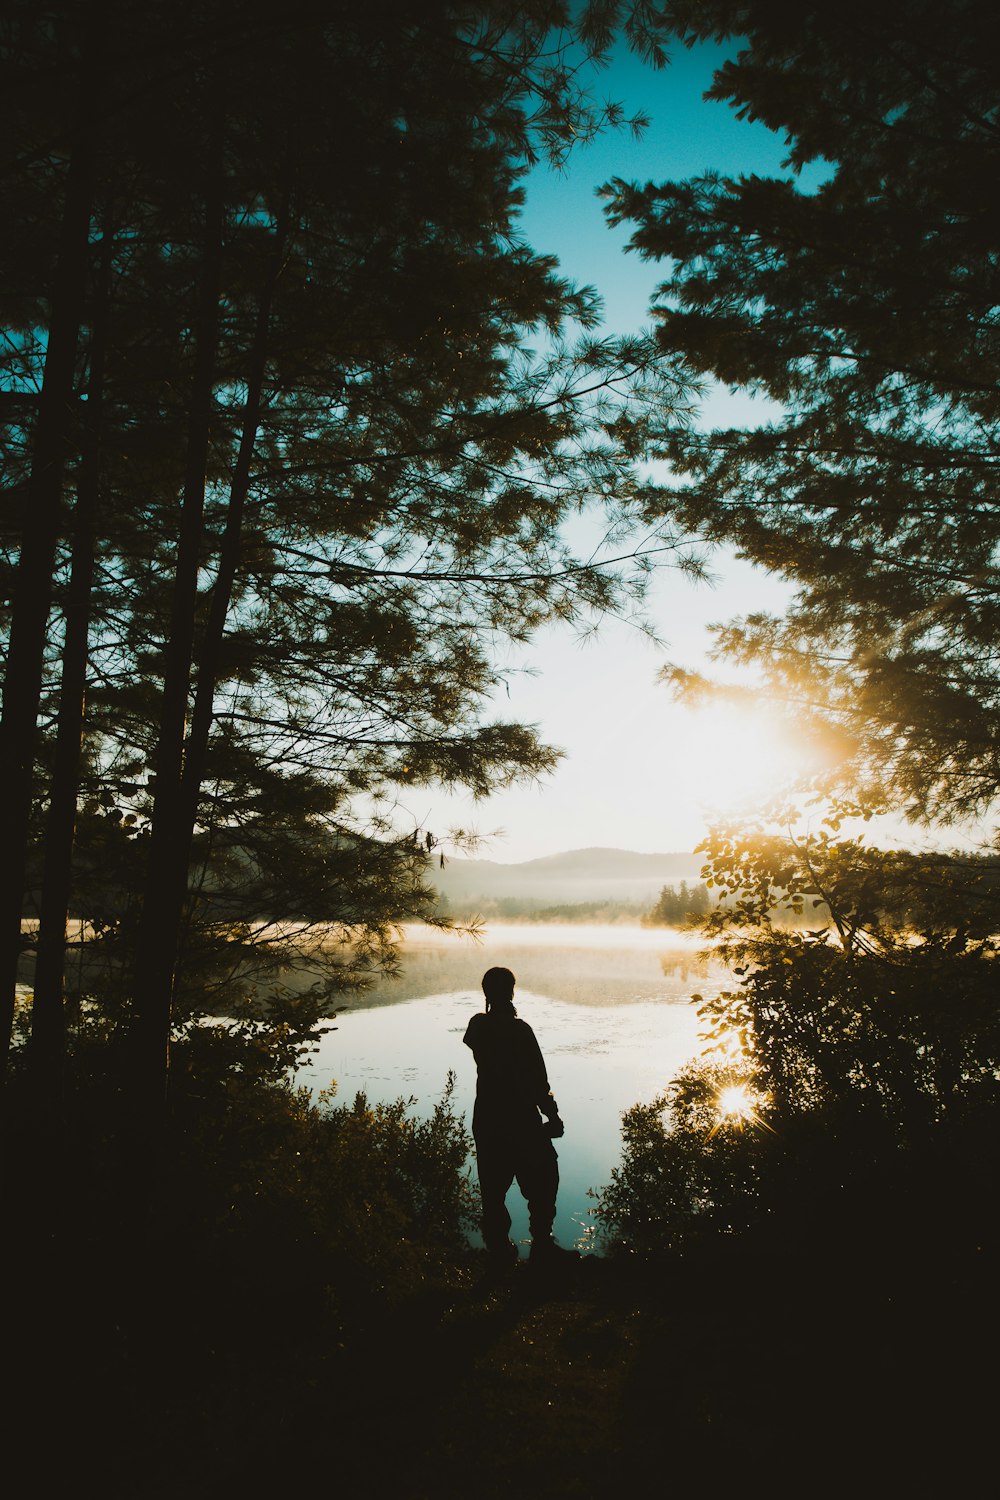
[430, 846, 704, 917]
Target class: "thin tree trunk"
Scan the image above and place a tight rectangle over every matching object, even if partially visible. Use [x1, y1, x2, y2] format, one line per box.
[31, 231, 112, 1084]
[130, 152, 225, 1115]
[0, 137, 93, 1077]
[172, 211, 289, 1001]
[176, 205, 289, 878]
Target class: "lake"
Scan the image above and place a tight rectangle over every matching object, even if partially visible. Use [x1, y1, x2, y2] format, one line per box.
[297, 923, 729, 1252]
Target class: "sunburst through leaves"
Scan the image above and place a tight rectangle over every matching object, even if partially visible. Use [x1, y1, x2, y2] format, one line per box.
[709, 1081, 773, 1136]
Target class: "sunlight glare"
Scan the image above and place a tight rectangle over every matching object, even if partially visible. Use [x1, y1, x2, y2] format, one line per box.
[717, 1084, 757, 1121]
[676, 702, 817, 815]
[711, 1080, 772, 1135]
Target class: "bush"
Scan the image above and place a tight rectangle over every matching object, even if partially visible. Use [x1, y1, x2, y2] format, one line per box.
[594, 817, 1000, 1265]
[152, 1067, 479, 1332]
[8, 994, 478, 1336]
[591, 1060, 778, 1258]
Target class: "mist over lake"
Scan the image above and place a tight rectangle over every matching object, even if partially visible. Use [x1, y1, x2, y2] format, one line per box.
[297, 923, 729, 1251]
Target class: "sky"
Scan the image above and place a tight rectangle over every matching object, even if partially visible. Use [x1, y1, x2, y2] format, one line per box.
[382, 39, 860, 864]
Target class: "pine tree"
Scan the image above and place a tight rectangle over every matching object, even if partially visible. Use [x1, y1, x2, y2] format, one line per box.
[606, 0, 1000, 824]
[1, 1, 695, 1104]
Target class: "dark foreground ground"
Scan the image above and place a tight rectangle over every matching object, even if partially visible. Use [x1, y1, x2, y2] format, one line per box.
[15, 1238, 997, 1497]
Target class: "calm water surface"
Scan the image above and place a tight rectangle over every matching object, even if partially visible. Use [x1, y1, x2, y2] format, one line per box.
[297, 923, 729, 1251]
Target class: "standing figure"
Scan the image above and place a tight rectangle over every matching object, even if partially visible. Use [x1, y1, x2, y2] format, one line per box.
[463, 965, 571, 1272]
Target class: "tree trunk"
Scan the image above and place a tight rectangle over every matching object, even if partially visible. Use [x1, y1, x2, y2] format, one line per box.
[0, 136, 93, 1076]
[30, 230, 112, 1084]
[130, 154, 225, 1116]
[173, 207, 290, 983]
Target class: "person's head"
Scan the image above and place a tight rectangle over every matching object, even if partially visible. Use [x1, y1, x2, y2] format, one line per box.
[482, 966, 516, 1015]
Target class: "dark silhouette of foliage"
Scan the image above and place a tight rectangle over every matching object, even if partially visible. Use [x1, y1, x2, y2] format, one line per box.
[589, 1, 1000, 1281]
[595, 808, 1000, 1260]
[604, 0, 1000, 824]
[1, 1, 696, 1101]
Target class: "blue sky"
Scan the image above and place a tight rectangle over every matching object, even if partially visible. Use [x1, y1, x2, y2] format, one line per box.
[385, 38, 847, 862]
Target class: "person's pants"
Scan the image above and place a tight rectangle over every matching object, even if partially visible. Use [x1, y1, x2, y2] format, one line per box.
[473, 1129, 559, 1252]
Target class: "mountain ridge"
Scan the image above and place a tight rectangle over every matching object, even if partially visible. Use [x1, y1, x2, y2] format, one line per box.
[472, 845, 703, 872]
[431, 845, 705, 914]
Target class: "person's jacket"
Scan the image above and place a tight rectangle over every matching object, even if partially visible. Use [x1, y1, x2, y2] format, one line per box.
[463, 1010, 559, 1137]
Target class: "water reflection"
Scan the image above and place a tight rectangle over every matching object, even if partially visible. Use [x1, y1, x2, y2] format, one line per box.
[317, 922, 718, 1011]
[296, 923, 728, 1252]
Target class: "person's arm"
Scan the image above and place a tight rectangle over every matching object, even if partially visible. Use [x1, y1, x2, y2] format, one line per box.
[522, 1024, 564, 1135]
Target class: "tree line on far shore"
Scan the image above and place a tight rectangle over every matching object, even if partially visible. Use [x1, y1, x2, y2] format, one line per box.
[641, 880, 712, 926]
[431, 884, 711, 924]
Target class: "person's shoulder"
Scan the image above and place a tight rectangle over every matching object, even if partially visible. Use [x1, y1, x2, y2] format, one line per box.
[463, 1011, 486, 1045]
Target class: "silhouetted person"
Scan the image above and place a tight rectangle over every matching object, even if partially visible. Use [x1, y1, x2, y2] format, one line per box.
[464, 966, 572, 1273]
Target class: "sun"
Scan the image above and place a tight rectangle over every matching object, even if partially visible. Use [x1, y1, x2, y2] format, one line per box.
[671, 701, 818, 815]
[710, 1080, 773, 1135]
[717, 1084, 758, 1122]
